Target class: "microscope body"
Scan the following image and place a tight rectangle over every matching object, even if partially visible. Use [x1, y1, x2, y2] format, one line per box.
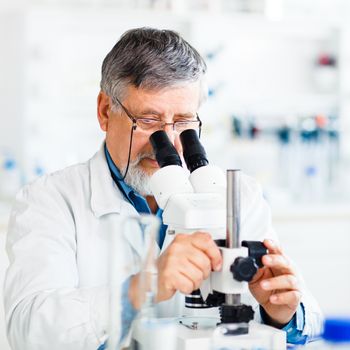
[150, 162, 262, 308]
[147, 165, 286, 349]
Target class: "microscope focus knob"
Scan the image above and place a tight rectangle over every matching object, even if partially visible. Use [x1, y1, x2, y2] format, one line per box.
[230, 257, 258, 282]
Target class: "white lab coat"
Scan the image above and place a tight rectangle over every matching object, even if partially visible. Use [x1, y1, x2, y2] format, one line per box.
[4, 146, 322, 350]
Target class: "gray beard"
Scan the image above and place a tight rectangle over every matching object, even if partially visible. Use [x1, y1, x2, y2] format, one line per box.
[121, 152, 156, 196]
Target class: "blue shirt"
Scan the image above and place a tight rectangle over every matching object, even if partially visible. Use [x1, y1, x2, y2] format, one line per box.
[260, 303, 307, 345]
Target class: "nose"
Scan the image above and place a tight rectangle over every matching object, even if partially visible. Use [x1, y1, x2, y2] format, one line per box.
[163, 124, 177, 145]
[163, 124, 182, 155]
[162, 124, 183, 156]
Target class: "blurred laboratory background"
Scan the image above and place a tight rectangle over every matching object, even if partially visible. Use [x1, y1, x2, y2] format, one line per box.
[1, 0, 350, 349]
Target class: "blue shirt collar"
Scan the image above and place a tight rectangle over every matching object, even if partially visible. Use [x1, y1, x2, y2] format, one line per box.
[104, 143, 151, 214]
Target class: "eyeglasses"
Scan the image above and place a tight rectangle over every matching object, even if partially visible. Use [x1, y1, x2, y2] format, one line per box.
[113, 97, 202, 138]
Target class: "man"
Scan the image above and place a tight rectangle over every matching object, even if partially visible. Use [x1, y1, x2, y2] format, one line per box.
[4, 28, 322, 350]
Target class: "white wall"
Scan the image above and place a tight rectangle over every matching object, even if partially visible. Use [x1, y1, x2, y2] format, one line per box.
[0, 12, 25, 165]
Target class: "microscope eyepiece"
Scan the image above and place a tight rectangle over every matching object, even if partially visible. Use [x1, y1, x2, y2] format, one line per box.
[180, 129, 209, 173]
[149, 130, 182, 168]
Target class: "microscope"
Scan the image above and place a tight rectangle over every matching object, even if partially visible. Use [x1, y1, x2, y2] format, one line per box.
[133, 130, 286, 349]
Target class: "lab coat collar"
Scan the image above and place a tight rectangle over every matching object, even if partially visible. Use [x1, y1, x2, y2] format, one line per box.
[89, 144, 123, 217]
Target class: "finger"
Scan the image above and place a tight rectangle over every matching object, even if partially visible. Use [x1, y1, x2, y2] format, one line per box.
[177, 261, 205, 290]
[269, 290, 302, 308]
[262, 254, 295, 274]
[176, 272, 197, 295]
[260, 274, 299, 291]
[191, 232, 222, 271]
[187, 251, 212, 280]
[263, 239, 283, 255]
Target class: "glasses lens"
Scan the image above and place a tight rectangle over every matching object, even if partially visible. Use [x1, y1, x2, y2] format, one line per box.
[174, 121, 200, 134]
[136, 119, 162, 132]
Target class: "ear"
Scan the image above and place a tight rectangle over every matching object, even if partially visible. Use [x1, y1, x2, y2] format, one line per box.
[97, 91, 113, 132]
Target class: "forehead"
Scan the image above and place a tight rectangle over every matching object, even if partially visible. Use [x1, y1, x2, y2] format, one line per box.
[123, 83, 202, 115]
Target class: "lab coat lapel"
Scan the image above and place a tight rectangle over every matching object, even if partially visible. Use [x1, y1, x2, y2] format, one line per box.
[89, 145, 144, 257]
[119, 201, 146, 258]
[89, 145, 122, 216]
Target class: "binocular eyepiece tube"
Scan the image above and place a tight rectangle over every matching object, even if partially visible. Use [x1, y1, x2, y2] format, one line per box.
[149, 129, 208, 173]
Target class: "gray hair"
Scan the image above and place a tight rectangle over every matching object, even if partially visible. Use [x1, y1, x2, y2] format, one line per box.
[100, 27, 207, 107]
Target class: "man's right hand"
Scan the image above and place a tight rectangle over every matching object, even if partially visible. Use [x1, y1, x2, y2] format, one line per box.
[128, 231, 222, 309]
[156, 231, 222, 302]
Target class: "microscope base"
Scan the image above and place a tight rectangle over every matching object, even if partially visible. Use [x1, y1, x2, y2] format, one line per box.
[132, 317, 286, 350]
[177, 320, 286, 350]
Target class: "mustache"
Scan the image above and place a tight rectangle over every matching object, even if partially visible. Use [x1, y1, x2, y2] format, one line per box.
[132, 151, 157, 165]
[120, 151, 158, 175]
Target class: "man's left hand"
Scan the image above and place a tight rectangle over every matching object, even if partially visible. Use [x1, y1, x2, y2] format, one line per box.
[249, 239, 302, 327]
